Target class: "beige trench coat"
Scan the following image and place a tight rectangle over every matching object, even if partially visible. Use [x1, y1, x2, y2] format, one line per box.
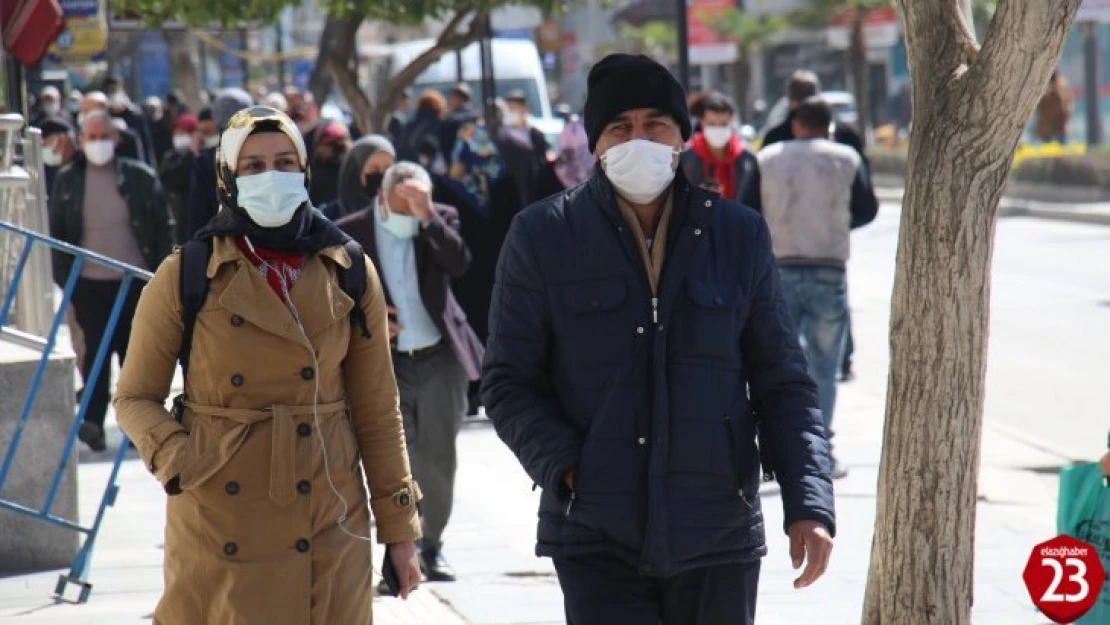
[115, 236, 421, 625]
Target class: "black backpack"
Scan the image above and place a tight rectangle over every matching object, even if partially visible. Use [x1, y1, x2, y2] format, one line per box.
[171, 238, 371, 420]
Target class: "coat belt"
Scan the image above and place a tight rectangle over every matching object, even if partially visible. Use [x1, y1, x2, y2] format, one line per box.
[183, 400, 348, 507]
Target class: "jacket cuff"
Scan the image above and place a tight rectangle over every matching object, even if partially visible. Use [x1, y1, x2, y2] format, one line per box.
[372, 479, 424, 544]
[138, 419, 188, 472]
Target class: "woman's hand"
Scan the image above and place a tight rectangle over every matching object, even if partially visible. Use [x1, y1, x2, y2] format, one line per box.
[388, 541, 423, 599]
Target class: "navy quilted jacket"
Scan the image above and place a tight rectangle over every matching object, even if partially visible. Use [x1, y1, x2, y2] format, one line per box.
[481, 170, 835, 577]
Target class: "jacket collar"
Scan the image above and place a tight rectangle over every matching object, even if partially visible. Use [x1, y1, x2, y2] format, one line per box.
[205, 233, 351, 279]
[586, 162, 711, 233]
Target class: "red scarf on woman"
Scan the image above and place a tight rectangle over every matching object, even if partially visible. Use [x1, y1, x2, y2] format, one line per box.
[689, 131, 744, 200]
[235, 237, 307, 301]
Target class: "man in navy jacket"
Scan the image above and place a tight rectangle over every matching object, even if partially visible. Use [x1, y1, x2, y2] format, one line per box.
[481, 53, 835, 625]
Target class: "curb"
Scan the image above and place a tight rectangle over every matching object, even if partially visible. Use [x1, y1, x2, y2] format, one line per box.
[875, 187, 1110, 227]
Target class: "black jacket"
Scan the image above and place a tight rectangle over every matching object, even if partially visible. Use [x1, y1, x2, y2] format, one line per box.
[481, 170, 835, 576]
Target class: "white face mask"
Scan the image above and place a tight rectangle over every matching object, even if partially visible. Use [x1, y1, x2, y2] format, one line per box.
[236, 171, 309, 228]
[203, 135, 220, 149]
[42, 145, 63, 166]
[703, 125, 733, 148]
[84, 140, 115, 166]
[506, 110, 527, 127]
[601, 139, 679, 204]
[44, 101, 61, 116]
[378, 197, 419, 239]
[173, 134, 193, 150]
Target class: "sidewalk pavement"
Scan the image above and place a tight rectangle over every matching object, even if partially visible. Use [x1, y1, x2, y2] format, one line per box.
[874, 183, 1110, 227]
[0, 274, 1070, 624]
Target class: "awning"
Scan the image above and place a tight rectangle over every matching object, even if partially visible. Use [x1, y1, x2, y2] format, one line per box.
[2, 0, 65, 66]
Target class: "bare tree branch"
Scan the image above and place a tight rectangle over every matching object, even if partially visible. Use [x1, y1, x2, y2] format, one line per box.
[971, 0, 1082, 96]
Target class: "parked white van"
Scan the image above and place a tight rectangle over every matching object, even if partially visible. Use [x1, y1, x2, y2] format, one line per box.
[372, 38, 565, 143]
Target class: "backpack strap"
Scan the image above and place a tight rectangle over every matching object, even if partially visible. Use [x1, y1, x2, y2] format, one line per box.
[178, 239, 212, 379]
[337, 239, 371, 339]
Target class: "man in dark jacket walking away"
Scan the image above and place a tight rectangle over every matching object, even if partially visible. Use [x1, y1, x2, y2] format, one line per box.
[481, 54, 835, 625]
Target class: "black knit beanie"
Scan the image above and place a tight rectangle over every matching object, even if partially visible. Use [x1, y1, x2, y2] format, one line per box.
[583, 54, 692, 152]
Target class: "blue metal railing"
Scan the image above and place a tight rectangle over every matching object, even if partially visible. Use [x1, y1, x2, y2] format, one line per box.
[0, 218, 153, 603]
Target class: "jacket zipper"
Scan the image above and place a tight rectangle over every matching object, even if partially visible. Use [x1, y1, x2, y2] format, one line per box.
[651, 297, 659, 324]
[565, 491, 576, 517]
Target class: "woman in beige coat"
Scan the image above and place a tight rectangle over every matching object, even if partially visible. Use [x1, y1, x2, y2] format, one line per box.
[114, 106, 422, 624]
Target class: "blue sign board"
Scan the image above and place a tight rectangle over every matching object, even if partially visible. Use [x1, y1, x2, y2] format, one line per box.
[138, 31, 172, 99]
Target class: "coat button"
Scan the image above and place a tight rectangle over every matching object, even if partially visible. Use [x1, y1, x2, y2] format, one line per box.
[297, 480, 312, 494]
[297, 423, 312, 437]
[224, 542, 238, 556]
[636, 326, 644, 334]
[693, 228, 703, 236]
[300, 367, 314, 380]
[295, 539, 310, 553]
[230, 315, 244, 327]
[225, 481, 240, 495]
[230, 374, 244, 387]
[638, 437, 646, 445]
[704, 200, 712, 207]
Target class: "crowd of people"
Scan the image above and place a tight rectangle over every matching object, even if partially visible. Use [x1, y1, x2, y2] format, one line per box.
[24, 55, 880, 624]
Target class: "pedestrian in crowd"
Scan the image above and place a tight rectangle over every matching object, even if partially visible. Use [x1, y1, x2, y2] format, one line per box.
[79, 91, 146, 163]
[142, 96, 174, 166]
[113, 105, 422, 623]
[338, 159, 481, 584]
[1035, 71, 1073, 144]
[756, 96, 878, 479]
[762, 70, 869, 382]
[387, 88, 411, 146]
[687, 90, 709, 135]
[438, 83, 477, 160]
[400, 89, 447, 167]
[288, 91, 324, 153]
[164, 90, 188, 124]
[197, 106, 219, 148]
[158, 113, 200, 243]
[103, 78, 157, 167]
[66, 89, 82, 118]
[493, 89, 551, 204]
[39, 116, 86, 377]
[534, 116, 594, 198]
[47, 110, 174, 452]
[330, 134, 396, 222]
[30, 85, 63, 128]
[681, 91, 761, 209]
[308, 121, 351, 207]
[182, 88, 253, 241]
[482, 53, 836, 625]
[39, 116, 77, 194]
[260, 91, 288, 115]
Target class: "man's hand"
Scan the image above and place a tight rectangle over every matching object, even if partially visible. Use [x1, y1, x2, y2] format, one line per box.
[1100, 452, 1110, 477]
[386, 305, 402, 340]
[395, 179, 434, 225]
[562, 467, 576, 491]
[787, 520, 833, 589]
[387, 541, 422, 600]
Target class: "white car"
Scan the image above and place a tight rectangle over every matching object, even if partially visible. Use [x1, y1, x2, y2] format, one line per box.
[759, 91, 859, 140]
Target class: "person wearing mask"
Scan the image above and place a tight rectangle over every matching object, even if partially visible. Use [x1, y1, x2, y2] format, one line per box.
[495, 90, 550, 204]
[183, 88, 254, 240]
[159, 114, 201, 243]
[112, 105, 422, 623]
[288, 91, 323, 154]
[437, 83, 476, 162]
[401, 90, 447, 167]
[481, 54, 836, 624]
[197, 106, 219, 148]
[387, 88, 411, 146]
[164, 90, 188, 124]
[534, 116, 594, 199]
[47, 110, 174, 452]
[79, 91, 146, 163]
[39, 117, 78, 193]
[330, 134, 396, 221]
[103, 79, 157, 167]
[67, 89, 83, 119]
[756, 96, 878, 480]
[680, 92, 761, 210]
[308, 122, 350, 207]
[337, 159, 481, 583]
[761, 70, 869, 382]
[143, 96, 174, 166]
[31, 86, 63, 127]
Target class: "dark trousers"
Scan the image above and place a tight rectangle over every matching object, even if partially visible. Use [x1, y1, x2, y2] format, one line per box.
[71, 278, 142, 428]
[554, 551, 761, 625]
[393, 343, 469, 550]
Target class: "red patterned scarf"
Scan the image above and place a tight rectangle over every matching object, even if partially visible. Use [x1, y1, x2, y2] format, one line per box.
[235, 237, 307, 301]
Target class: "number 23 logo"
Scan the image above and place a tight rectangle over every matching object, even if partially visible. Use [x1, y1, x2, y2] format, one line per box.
[1042, 557, 1091, 603]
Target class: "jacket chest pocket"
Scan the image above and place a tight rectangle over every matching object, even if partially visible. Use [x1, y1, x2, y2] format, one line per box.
[555, 279, 633, 369]
[674, 279, 745, 362]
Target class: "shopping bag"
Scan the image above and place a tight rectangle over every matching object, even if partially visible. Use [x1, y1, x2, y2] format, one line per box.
[1058, 462, 1110, 624]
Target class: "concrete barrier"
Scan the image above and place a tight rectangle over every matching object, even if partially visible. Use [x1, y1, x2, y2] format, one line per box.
[0, 337, 78, 574]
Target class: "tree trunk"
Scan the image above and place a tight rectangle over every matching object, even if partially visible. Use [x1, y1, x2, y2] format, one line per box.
[308, 15, 340, 104]
[164, 30, 204, 112]
[861, 1, 1081, 624]
[848, 8, 871, 141]
[327, 13, 371, 131]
